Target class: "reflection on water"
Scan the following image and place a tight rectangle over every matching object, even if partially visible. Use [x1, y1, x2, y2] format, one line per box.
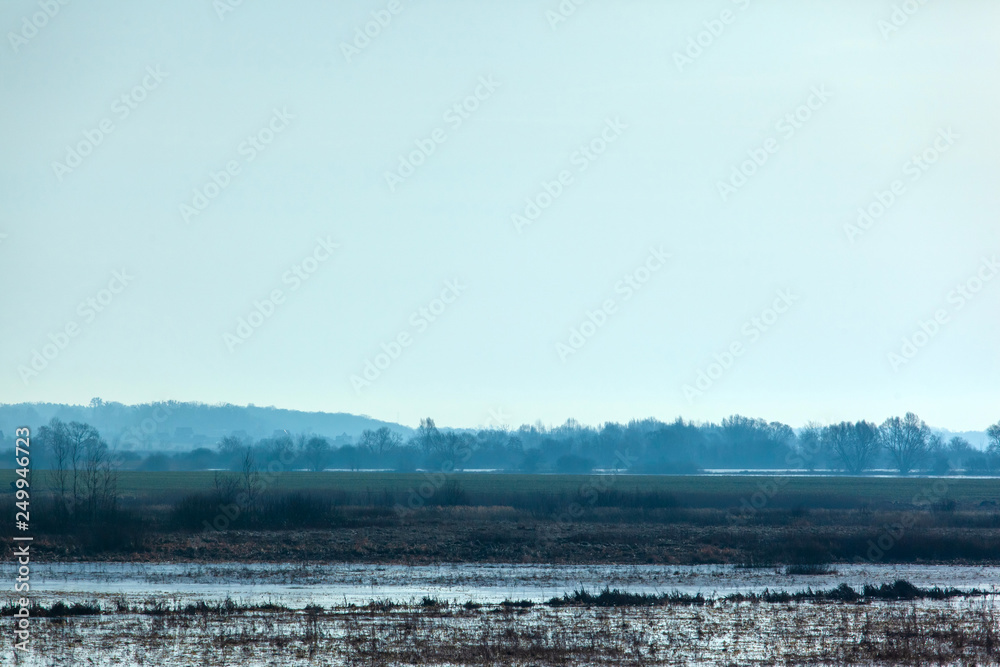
[6, 561, 999, 607]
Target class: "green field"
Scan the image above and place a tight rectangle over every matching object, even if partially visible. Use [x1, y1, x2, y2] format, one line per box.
[6, 470, 998, 508]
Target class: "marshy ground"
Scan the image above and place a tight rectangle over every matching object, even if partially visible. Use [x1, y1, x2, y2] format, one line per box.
[9, 590, 1000, 666]
[5, 473, 1000, 664]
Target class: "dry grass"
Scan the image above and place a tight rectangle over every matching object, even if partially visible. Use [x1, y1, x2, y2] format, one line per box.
[23, 510, 1000, 566]
[16, 596, 1000, 666]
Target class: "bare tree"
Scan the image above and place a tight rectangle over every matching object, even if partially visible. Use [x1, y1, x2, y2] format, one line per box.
[65, 421, 100, 511]
[822, 421, 880, 475]
[303, 436, 331, 472]
[880, 412, 930, 474]
[946, 437, 974, 470]
[213, 470, 240, 503]
[80, 437, 118, 518]
[987, 421, 1000, 454]
[266, 434, 295, 463]
[240, 446, 261, 507]
[217, 435, 245, 456]
[416, 418, 442, 456]
[430, 432, 473, 469]
[479, 426, 519, 457]
[38, 419, 71, 511]
[359, 427, 402, 457]
[797, 422, 822, 461]
[39, 419, 118, 521]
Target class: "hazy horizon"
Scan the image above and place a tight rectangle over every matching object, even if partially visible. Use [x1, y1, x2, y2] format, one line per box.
[0, 399, 992, 446]
[3, 1, 998, 431]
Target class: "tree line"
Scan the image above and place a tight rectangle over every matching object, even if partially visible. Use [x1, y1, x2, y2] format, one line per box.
[35, 419, 119, 523]
[19, 413, 1000, 478]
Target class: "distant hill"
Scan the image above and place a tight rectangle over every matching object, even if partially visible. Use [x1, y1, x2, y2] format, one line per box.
[0, 401, 412, 451]
[932, 428, 988, 449]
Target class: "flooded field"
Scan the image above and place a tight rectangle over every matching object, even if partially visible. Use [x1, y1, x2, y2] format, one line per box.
[6, 473, 999, 664]
[8, 561, 1000, 608]
[4, 561, 1000, 665]
[6, 595, 999, 666]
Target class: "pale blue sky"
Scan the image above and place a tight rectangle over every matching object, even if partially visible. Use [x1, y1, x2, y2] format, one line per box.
[2, 0, 998, 430]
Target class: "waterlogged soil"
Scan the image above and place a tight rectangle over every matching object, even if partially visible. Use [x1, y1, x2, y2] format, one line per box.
[7, 560, 1000, 665]
[9, 598, 1000, 666]
[22, 512, 1000, 565]
[7, 561, 1000, 608]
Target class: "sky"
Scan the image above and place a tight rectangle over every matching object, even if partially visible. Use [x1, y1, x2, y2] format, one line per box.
[1, 0, 998, 431]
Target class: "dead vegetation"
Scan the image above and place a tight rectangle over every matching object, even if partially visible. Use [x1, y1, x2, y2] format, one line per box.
[17, 594, 1000, 666]
[22, 507, 1000, 566]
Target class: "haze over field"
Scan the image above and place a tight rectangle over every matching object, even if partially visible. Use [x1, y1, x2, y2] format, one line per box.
[0, 400, 991, 452]
[2, 1, 998, 431]
[4, 5, 999, 665]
